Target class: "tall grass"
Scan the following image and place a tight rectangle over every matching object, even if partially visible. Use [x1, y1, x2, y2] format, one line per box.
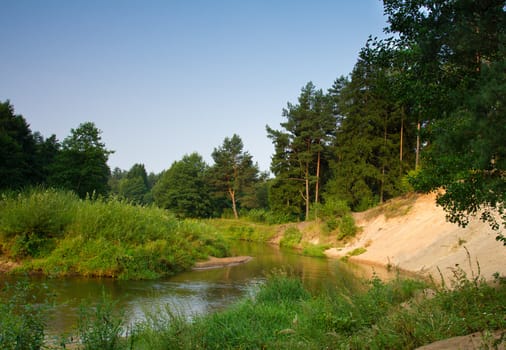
[1, 270, 505, 349]
[0, 188, 229, 279]
[0, 279, 52, 350]
[0, 187, 78, 258]
[128, 270, 506, 349]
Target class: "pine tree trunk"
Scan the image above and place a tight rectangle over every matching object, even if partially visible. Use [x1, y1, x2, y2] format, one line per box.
[229, 188, 238, 219]
[305, 164, 310, 221]
[416, 121, 421, 170]
[400, 107, 404, 175]
[314, 148, 321, 219]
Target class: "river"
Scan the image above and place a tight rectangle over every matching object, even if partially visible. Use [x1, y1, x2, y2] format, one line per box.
[2, 242, 396, 335]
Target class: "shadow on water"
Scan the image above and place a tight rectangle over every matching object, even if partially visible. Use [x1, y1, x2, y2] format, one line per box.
[1, 242, 399, 334]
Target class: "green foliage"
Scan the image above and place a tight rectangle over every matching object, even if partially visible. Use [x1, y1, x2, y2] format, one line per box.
[267, 82, 336, 221]
[0, 101, 40, 191]
[241, 206, 295, 225]
[209, 134, 261, 219]
[314, 198, 357, 239]
[301, 243, 327, 258]
[279, 226, 302, 249]
[48, 122, 112, 198]
[0, 267, 492, 350]
[113, 163, 152, 205]
[153, 153, 213, 218]
[336, 214, 357, 240]
[0, 188, 78, 258]
[209, 219, 278, 242]
[348, 247, 366, 257]
[0, 280, 52, 350]
[77, 291, 125, 350]
[383, 0, 506, 233]
[0, 188, 229, 279]
[317, 197, 350, 220]
[255, 273, 311, 305]
[128, 269, 506, 350]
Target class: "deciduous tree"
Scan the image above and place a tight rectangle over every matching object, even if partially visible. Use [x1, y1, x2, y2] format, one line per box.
[49, 122, 113, 198]
[153, 153, 213, 218]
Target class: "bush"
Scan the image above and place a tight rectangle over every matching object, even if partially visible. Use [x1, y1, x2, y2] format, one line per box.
[337, 214, 357, 240]
[279, 226, 302, 249]
[1, 188, 230, 279]
[243, 208, 296, 225]
[317, 198, 350, 220]
[0, 187, 78, 257]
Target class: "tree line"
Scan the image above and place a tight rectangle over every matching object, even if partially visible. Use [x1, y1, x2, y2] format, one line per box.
[1, 0, 504, 229]
[0, 105, 267, 219]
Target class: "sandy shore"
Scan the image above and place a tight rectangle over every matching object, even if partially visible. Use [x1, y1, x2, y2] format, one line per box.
[192, 255, 253, 270]
[325, 193, 506, 284]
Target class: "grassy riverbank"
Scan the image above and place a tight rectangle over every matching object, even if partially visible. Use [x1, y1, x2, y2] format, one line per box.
[0, 188, 228, 279]
[2, 269, 505, 349]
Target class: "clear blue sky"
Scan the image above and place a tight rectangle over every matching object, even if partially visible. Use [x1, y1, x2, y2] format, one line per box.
[2, 0, 388, 174]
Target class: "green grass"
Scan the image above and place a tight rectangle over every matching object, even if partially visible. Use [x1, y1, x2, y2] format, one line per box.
[0, 188, 229, 279]
[301, 243, 328, 258]
[2, 268, 505, 349]
[206, 218, 278, 242]
[129, 270, 506, 349]
[364, 194, 417, 221]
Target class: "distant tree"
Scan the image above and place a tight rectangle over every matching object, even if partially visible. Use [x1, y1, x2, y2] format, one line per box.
[32, 133, 60, 184]
[49, 122, 113, 198]
[108, 167, 127, 195]
[267, 82, 336, 220]
[209, 134, 260, 219]
[0, 101, 38, 190]
[117, 164, 151, 205]
[152, 153, 213, 218]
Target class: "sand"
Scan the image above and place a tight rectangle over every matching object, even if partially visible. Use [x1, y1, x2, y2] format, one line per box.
[325, 193, 506, 284]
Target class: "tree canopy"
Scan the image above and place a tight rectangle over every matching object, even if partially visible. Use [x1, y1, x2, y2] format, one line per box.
[48, 122, 113, 198]
[210, 134, 260, 219]
[153, 153, 213, 218]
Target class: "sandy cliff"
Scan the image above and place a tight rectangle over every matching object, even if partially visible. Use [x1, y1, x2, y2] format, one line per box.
[325, 193, 505, 283]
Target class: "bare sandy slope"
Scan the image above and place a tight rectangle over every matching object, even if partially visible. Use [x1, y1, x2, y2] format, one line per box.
[325, 193, 506, 283]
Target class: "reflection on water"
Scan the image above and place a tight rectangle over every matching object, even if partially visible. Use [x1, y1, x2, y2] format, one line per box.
[1, 242, 397, 334]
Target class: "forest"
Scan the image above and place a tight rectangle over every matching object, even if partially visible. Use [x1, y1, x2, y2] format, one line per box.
[1, 0, 505, 231]
[1, 1, 506, 348]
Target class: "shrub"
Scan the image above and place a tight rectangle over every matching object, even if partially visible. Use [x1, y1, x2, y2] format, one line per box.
[1, 188, 230, 279]
[279, 226, 302, 249]
[336, 214, 357, 240]
[317, 198, 350, 219]
[0, 187, 78, 257]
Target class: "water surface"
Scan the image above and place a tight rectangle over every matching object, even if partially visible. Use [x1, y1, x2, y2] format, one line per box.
[3, 242, 396, 334]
